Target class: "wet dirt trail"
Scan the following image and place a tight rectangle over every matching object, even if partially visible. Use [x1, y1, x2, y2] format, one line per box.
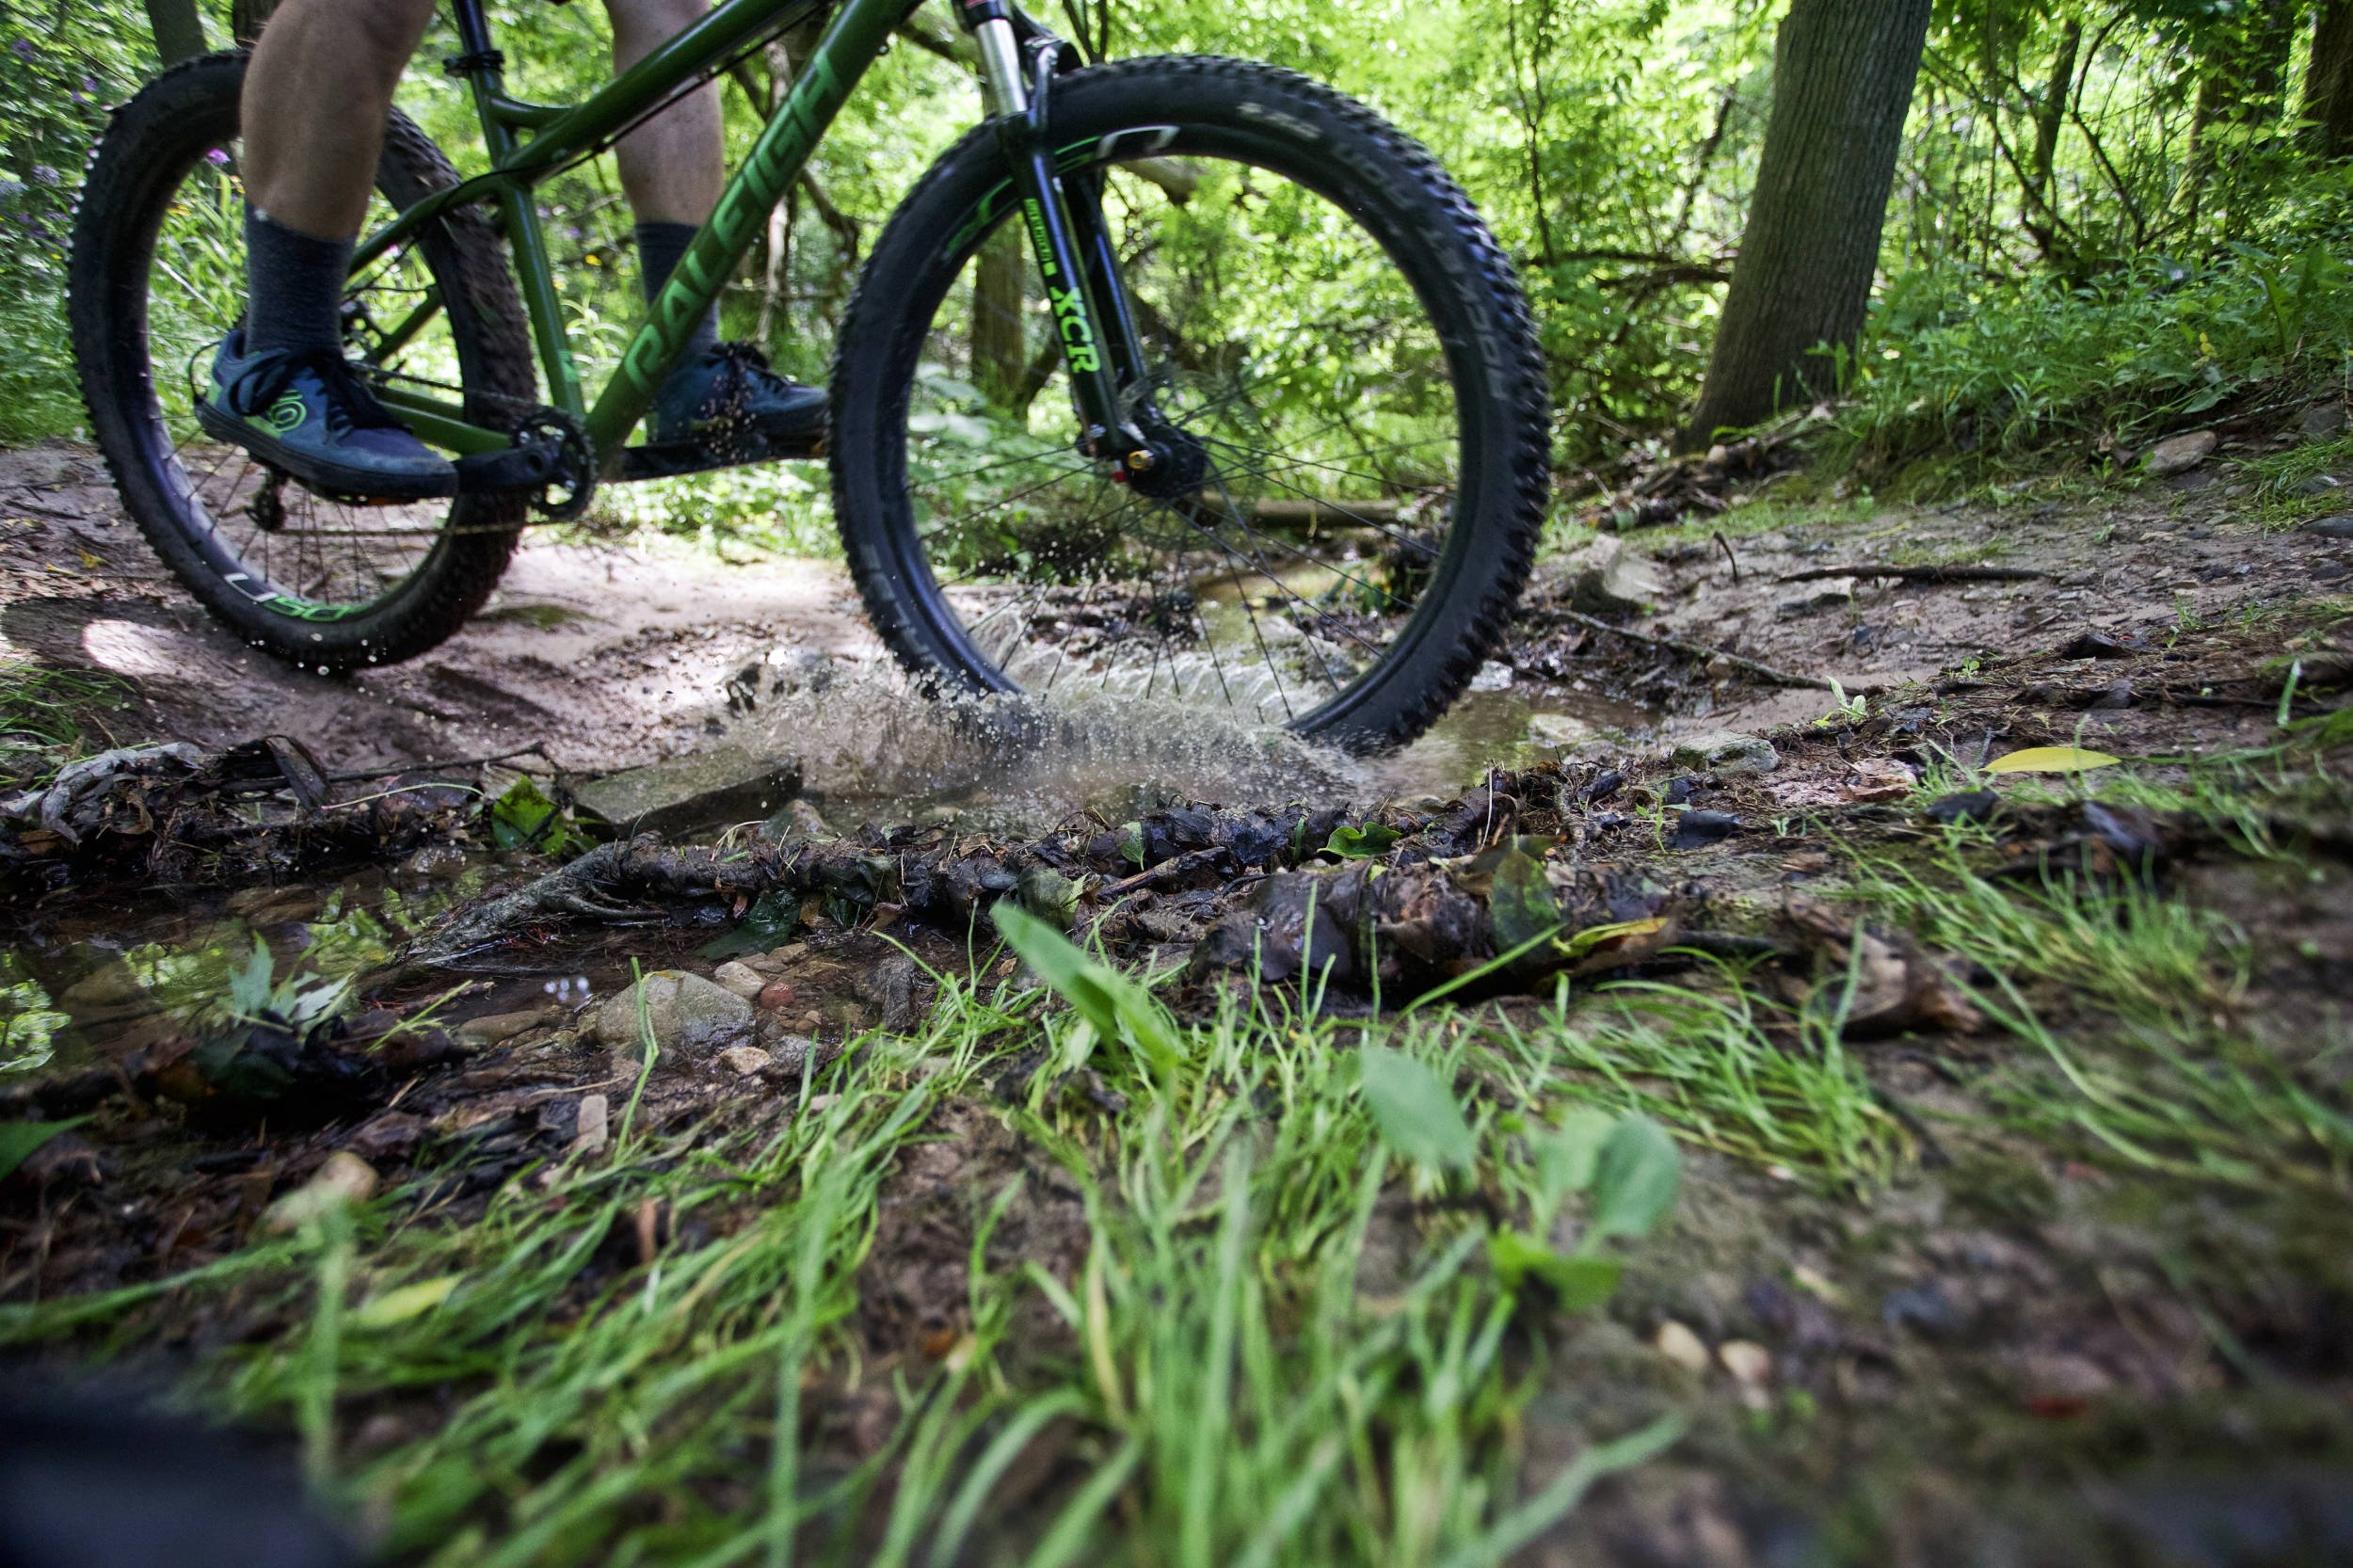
[6, 429, 2353, 1567]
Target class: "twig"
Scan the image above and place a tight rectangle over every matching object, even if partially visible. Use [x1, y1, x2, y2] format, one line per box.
[1712, 529, 1740, 585]
[1776, 564, 2051, 585]
[323, 741, 552, 783]
[1553, 609, 1831, 690]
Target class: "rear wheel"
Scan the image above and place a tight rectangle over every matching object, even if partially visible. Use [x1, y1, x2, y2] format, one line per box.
[70, 51, 534, 672]
[830, 56, 1551, 753]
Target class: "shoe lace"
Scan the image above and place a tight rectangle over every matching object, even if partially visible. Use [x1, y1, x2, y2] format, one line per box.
[230, 347, 406, 439]
[708, 341, 801, 396]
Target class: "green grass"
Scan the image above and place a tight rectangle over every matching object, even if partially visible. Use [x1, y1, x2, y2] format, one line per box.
[0, 660, 137, 772]
[2, 937, 1685, 1566]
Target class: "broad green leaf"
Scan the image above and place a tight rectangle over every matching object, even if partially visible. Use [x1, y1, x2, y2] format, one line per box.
[489, 776, 590, 855]
[1117, 821, 1146, 869]
[352, 1273, 462, 1329]
[1489, 846, 1561, 952]
[1983, 745, 2121, 775]
[698, 888, 800, 960]
[0, 1118, 82, 1183]
[1488, 1231, 1622, 1310]
[1536, 1108, 1618, 1218]
[1589, 1115, 1682, 1240]
[1017, 865, 1083, 926]
[1323, 823, 1401, 858]
[991, 903, 1179, 1076]
[1359, 1046, 1475, 1171]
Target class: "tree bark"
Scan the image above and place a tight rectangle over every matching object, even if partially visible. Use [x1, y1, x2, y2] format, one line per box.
[144, 0, 208, 63]
[1680, 0, 1931, 447]
[2304, 0, 2353, 156]
[230, 0, 278, 46]
[971, 227, 1028, 410]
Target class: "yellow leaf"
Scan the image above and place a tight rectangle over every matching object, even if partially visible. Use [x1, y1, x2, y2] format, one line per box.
[78, 550, 105, 569]
[1984, 745, 2121, 775]
[351, 1273, 462, 1329]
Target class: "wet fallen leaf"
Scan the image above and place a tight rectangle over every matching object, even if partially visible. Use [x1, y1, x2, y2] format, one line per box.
[1984, 745, 2121, 774]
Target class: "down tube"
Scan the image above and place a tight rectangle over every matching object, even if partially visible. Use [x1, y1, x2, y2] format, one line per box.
[585, 0, 905, 460]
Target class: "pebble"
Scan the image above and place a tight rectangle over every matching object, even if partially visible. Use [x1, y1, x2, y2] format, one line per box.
[1654, 1319, 1712, 1374]
[263, 1152, 379, 1233]
[1671, 731, 1780, 775]
[569, 1093, 609, 1157]
[716, 1045, 773, 1077]
[758, 980, 796, 1011]
[1718, 1339, 1773, 1408]
[2303, 514, 2353, 538]
[711, 960, 767, 1000]
[1526, 712, 1596, 750]
[455, 1006, 559, 1047]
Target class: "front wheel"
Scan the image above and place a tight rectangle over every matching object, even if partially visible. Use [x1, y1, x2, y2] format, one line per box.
[830, 56, 1550, 753]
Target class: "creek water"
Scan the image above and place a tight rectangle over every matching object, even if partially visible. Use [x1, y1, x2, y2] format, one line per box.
[1, 669, 1646, 1084]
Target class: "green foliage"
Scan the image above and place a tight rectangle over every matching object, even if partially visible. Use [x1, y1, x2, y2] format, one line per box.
[697, 888, 801, 961]
[991, 900, 1181, 1077]
[0, 1117, 81, 1182]
[1358, 1044, 1477, 1171]
[486, 776, 593, 856]
[1843, 244, 2353, 468]
[1321, 822, 1400, 858]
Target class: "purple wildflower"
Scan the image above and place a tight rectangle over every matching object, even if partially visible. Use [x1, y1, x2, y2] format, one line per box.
[206, 148, 230, 166]
[10, 40, 33, 58]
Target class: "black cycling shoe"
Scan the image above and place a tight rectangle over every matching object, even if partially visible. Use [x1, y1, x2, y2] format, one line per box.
[651, 342, 827, 449]
[197, 330, 456, 503]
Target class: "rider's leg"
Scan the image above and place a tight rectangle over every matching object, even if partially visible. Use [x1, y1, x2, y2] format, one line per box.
[204, 0, 454, 500]
[603, 0, 825, 443]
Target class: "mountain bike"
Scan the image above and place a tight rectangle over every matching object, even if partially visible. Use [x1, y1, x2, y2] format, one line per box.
[70, 0, 1549, 751]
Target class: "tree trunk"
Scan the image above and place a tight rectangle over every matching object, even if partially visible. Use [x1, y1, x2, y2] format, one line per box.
[2021, 17, 2082, 268]
[144, 0, 208, 63]
[230, 0, 278, 45]
[2304, 0, 2353, 156]
[1680, 0, 1931, 446]
[971, 227, 1028, 411]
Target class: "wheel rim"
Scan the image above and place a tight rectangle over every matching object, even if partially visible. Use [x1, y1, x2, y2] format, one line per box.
[131, 121, 475, 635]
[888, 136, 1477, 738]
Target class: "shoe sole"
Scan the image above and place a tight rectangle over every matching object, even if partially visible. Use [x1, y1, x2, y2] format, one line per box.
[195, 399, 458, 504]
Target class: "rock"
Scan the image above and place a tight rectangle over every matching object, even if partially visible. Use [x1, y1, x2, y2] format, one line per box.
[572, 746, 802, 838]
[855, 954, 921, 1033]
[263, 1153, 379, 1233]
[1718, 1340, 1773, 1409]
[569, 1093, 609, 1157]
[767, 942, 808, 966]
[345, 1112, 424, 1163]
[755, 1028, 824, 1078]
[757, 980, 796, 1011]
[1669, 808, 1740, 849]
[2302, 514, 2353, 538]
[710, 960, 767, 1000]
[2086, 680, 2134, 711]
[2301, 402, 2346, 440]
[764, 798, 836, 842]
[716, 1045, 772, 1077]
[1468, 661, 1515, 692]
[1777, 585, 1853, 619]
[2057, 631, 2147, 659]
[1655, 1320, 1711, 1374]
[1670, 731, 1780, 775]
[1925, 790, 2000, 825]
[1527, 712, 1596, 750]
[2144, 428, 2217, 476]
[1560, 535, 1665, 616]
[593, 970, 755, 1063]
[455, 1006, 560, 1047]
[2287, 474, 2341, 497]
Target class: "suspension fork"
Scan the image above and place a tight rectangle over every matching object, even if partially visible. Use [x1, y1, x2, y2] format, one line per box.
[957, 2, 1152, 468]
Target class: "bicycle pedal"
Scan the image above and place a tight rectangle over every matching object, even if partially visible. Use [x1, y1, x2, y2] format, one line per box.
[618, 424, 826, 483]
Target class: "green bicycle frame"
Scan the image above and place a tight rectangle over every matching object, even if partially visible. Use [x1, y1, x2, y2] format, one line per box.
[356, 0, 907, 468]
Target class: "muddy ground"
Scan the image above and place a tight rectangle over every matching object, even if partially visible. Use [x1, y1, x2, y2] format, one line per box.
[5, 430, 2353, 1565]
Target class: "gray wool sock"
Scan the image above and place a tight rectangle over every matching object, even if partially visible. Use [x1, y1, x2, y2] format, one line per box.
[635, 220, 720, 360]
[244, 205, 352, 359]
